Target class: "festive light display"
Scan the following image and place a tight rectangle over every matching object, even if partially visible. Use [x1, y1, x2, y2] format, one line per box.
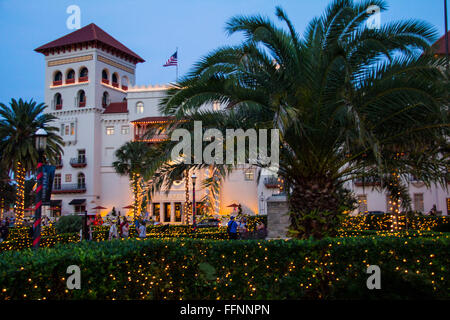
[14, 162, 26, 226]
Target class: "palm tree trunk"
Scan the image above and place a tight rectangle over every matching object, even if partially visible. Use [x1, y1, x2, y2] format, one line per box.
[132, 173, 140, 222]
[14, 162, 26, 226]
[288, 177, 341, 239]
[183, 170, 190, 224]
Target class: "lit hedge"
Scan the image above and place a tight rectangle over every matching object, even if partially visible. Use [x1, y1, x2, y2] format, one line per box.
[340, 214, 449, 232]
[0, 237, 448, 300]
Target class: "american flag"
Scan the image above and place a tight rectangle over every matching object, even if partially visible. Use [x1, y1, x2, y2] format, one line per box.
[163, 51, 178, 67]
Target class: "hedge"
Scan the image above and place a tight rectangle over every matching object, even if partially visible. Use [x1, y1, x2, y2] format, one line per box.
[0, 237, 448, 300]
[340, 214, 449, 231]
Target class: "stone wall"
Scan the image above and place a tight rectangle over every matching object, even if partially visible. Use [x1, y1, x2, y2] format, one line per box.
[266, 195, 290, 239]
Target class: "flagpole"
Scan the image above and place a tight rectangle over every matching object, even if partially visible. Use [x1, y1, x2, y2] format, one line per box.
[176, 47, 179, 82]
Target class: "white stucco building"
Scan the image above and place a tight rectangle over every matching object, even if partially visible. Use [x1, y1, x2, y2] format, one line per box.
[35, 24, 449, 221]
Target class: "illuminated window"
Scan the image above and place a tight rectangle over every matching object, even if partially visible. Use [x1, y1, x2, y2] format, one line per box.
[175, 202, 182, 222]
[65, 174, 72, 182]
[70, 123, 75, 135]
[106, 126, 115, 135]
[153, 203, 160, 222]
[244, 169, 254, 181]
[447, 198, 450, 215]
[136, 102, 144, 114]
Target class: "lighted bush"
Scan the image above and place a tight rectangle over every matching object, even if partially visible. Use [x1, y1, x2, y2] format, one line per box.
[0, 237, 448, 300]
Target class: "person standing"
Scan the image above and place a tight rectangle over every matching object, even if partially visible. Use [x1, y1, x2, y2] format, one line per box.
[227, 216, 238, 240]
[121, 217, 129, 238]
[138, 220, 146, 239]
[108, 221, 118, 240]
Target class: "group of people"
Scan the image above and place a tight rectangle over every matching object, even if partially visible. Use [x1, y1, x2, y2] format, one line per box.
[107, 218, 148, 240]
[227, 216, 266, 239]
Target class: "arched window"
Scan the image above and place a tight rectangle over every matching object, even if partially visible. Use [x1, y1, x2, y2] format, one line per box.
[136, 101, 144, 114]
[78, 90, 86, 107]
[121, 76, 129, 90]
[101, 69, 109, 84]
[66, 69, 75, 84]
[77, 173, 85, 189]
[79, 67, 88, 82]
[53, 71, 62, 85]
[112, 73, 119, 87]
[54, 93, 62, 110]
[102, 91, 109, 108]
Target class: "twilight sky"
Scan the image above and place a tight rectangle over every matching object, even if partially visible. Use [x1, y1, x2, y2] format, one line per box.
[0, 0, 448, 103]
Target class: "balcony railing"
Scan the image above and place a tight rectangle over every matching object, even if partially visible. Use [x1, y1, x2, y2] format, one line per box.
[112, 82, 119, 88]
[102, 78, 109, 84]
[121, 85, 128, 91]
[55, 104, 62, 110]
[79, 101, 86, 108]
[79, 76, 88, 82]
[70, 157, 87, 167]
[66, 78, 75, 84]
[264, 176, 280, 188]
[52, 183, 86, 194]
[52, 80, 62, 86]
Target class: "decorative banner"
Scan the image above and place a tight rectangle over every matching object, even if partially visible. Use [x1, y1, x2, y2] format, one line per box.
[42, 165, 56, 205]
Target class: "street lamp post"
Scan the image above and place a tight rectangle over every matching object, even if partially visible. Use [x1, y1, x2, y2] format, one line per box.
[33, 128, 48, 249]
[191, 173, 197, 230]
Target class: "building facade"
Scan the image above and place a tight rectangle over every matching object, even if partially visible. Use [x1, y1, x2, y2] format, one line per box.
[35, 24, 449, 221]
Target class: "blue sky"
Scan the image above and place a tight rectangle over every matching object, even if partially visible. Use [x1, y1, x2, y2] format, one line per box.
[0, 0, 448, 103]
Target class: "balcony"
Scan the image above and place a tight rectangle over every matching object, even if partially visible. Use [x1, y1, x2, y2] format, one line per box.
[55, 104, 62, 110]
[70, 157, 87, 168]
[79, 76, 88, 83]
[52, 183, 86, 194]
[101, 78, 109, 84]
[79, 101, 86, 108]
[264, 176, 280, 189]
[66, 78, 75, 84]
[52, 80, 62, 86]
[121, 85, 128, 91]
[112, 82, 119, 88]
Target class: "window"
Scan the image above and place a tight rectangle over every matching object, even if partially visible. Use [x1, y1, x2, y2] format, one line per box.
[60, 124, 65, 136]
[53, 71, 62, 85]
[106, 126, 115, 135]
[447, 198, 450, 215]
[357, 195, 368, 213]
[121, 125, 129, 135]
[136, 102, 144, 114]
[65, 125, 70, 136]
[79, 67, 88, 81]
[121, 76, 129, 90]
[74, 205, 86, 214]
[54, 93, 62, 110]
[213, 101, 220, 111]
[78, 150, 86, 163]
[66, 69, 75, 84]
[153, 203, 160, 222]
[70, 122, 75, 135]
[54, 174, 61, 190]
[102, 69, 109, 84]
[244, 169, 254, 181]
[102, 92, 109, 107]
[413, 193, 424, 212]
[65, 174, 72, 182]
[164, 203, 171, 222]
[175, 202, 182, 222]
[77, 173, 86, 189]
[112, 73, 119, 87]
[78, 90, 86, 107]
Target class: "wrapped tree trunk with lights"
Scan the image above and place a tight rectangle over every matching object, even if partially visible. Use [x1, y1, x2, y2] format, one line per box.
[14, 162, 26, 226]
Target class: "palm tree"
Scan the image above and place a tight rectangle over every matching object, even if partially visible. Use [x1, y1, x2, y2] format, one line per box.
[149, 0, 449, 238]
[113, 141, 153, 221]
[0, 99, 63, 225]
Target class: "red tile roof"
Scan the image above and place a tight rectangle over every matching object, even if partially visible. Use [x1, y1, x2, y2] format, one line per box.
[131, 116, 175, 123]
[432, 31, 450, 55]
[103, 101, 128, 114]
[35, 23, 145, 63]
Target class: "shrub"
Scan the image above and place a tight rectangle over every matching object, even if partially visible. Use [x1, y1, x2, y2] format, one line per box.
[0, 237, 448, 300]
[54, 215, 82, 234]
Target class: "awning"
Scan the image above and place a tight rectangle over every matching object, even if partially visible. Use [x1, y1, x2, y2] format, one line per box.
[69, 199, 86, 205]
